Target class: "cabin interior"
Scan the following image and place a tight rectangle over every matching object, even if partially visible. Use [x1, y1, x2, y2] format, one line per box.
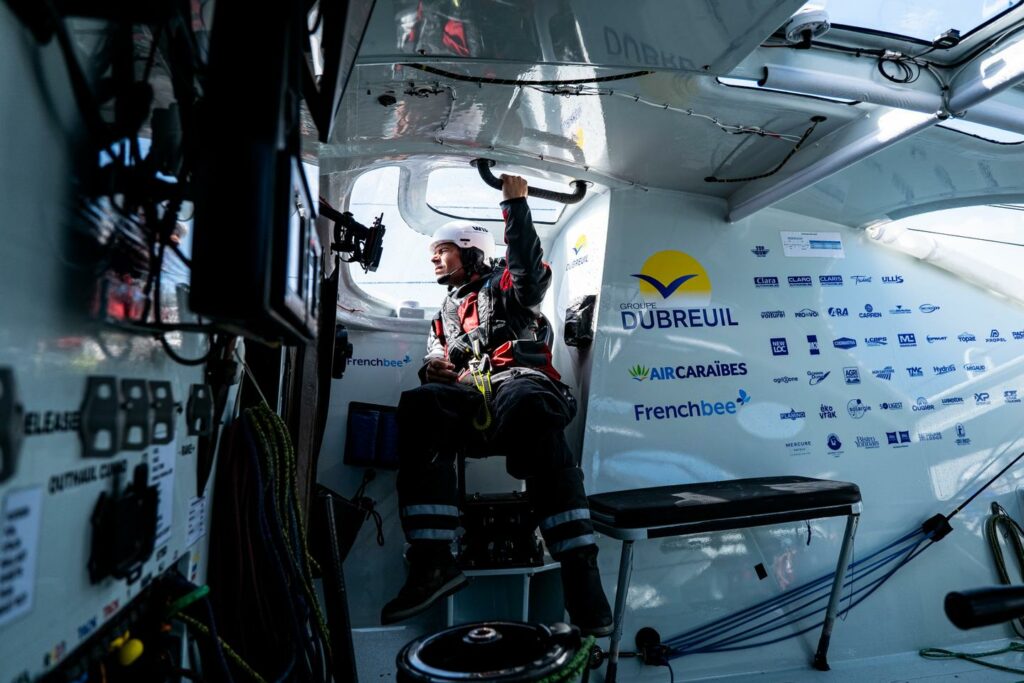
[7, 1, 1024, 681]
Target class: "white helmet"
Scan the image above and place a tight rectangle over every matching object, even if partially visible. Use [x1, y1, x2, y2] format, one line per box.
[428, 221, 494, 262]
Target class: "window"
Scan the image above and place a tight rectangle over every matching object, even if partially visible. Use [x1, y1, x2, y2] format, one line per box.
[348, 166, 450, 309]
[800, 0, 1023, 42]
[938, 118, 1024, 143]
[425, 167, 567, 224]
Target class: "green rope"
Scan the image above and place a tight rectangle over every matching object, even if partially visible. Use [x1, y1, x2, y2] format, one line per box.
[245, 404, 332, 659]
[535, 636, 596, 683]
[165, 584, 210, 617]
[920, 641, 1024, 676]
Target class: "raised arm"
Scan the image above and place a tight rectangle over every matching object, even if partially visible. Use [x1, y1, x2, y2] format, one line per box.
[499, 175, 551, 311]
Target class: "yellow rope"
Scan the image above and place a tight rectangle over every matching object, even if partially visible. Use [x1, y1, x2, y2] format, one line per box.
[175, 613, 268, 683]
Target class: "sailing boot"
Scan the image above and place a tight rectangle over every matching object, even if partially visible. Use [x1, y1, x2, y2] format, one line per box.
[381, 543, 468, 625]
[559, 544, 614, 637]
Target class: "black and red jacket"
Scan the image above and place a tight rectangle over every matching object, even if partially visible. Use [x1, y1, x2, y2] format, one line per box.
[422, 197, 560, 381]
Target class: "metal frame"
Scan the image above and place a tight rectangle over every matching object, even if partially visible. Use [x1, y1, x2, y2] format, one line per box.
[594, 502, 863, 682]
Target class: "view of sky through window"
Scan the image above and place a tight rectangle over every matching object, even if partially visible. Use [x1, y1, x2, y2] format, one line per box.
[801, 1, 1022, 41]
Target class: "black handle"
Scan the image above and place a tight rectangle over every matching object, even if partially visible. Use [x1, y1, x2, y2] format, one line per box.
[471, 158, 588, 205]
[945, 586, 1024, 629]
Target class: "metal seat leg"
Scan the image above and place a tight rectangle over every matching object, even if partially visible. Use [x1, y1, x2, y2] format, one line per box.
[606, 539, 634, 683]
[813, 511, 860, 671]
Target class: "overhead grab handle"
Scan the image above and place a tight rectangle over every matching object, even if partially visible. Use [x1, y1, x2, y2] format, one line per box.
[470, 159, 588, 205]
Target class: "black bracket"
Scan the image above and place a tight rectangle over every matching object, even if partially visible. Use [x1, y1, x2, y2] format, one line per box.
[88, 462, 159, 584]
[149, 381, 175, 445]
[186, 384, 214, 436]
[80, 376, 120, 458]
[120, 379, 151, 451]
[0, 367, 24, 484]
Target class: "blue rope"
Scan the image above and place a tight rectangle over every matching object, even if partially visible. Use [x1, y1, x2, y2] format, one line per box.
[664, 528, 925, 651]
[665, 527, 934, 657]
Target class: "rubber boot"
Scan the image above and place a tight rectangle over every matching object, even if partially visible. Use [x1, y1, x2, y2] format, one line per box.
[559, 545, 614, 637]
[381, 543, 468, 625]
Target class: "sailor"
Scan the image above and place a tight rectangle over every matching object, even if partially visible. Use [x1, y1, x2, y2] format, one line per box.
[381, 174, 613, 636]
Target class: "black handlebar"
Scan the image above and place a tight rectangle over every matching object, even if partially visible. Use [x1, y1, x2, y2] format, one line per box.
[945, 586, 1024, 630]
[470, 158, 588, 205]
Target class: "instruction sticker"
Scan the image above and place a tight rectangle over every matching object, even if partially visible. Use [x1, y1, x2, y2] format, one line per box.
[781, 231, 845, 258]
[186, 496, 207, 548]
[0, 487, 43, 627]
[149, 444, 176, 547]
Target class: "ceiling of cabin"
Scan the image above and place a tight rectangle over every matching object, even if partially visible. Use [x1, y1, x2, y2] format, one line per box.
[321, 0, 1024, 228]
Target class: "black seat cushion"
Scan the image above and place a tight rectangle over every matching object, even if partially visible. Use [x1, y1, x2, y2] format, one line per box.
[588, 476, 861, 529]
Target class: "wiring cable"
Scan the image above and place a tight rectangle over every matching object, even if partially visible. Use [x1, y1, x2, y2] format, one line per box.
[402, 63, 654, 86]
[985, 502, 1024, 637]
[704, 116, 826, 183]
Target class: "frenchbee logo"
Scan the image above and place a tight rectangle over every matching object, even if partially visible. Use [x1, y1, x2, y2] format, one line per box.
[621, 250, 738, 330]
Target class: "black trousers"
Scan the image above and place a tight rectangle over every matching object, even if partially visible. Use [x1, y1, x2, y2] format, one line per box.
[395, 371, 596, 558]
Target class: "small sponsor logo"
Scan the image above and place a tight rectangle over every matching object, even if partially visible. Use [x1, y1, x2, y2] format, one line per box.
[828, 307, 849, 318]
[887, 430, 912, 447]
[958, 332, 977, 342]
[847, 399, 871, 419]
[865, 336, 888, 347]
[77, 617, 98, 640]
[751, 245, 770, 257]
[795, 308, 819, 318]
[780, 409, 807, 421]
[918, 431, 943, 442]
[873, 366, 895, 381]
[955, 424, 971, 446]
[788, 275, 813, 287]
[807, 335, 820, 356]
[964, 363, 987, 373]
[912, 396, 935, 412]
[879, 401, 904, 411]
[808, 371, 831, 386]
[927, 335, 947, 343]
[919, 304, 940, 313]
[761, 310, 786, 319]
[941, 397, 965, 405]
[851, 275, 872, 284]
[833, 337, 857, 350]
[773, 375, 800, 384]
[898, 333, 917, 348]
[933, 364, 956, 376]
[975, 392, 991, 405]
[859, 304, 882, 319]
[820, 403, 837, 419]
[987, 329, 1007, 343]
[771, 338, 789, 356]
[755, 276, 779, 288]
[882, 275, 904, 284]
[907, 367, 924, 377]
[819, 275, 844, 287]
[856, 436, 880, 449]
[827, 433, 843, 454]
[889, 304, 912, 315]
[844, 367, 861, 385]
[1014, 330, 1024, 340]
[786, 440, 812, 456]
[1005, 390, 1021, 404]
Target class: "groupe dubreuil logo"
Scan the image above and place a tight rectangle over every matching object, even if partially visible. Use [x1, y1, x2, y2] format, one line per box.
[622, 250, 738, 331]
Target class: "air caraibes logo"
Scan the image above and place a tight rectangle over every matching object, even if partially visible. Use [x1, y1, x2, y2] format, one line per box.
[621, 250, 738, 331]
[629, 365, 649, 382]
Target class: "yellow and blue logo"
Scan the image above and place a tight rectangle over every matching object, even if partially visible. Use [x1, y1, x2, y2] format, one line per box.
[572, 234, 587, 256]
[631, 250, 711, 306]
